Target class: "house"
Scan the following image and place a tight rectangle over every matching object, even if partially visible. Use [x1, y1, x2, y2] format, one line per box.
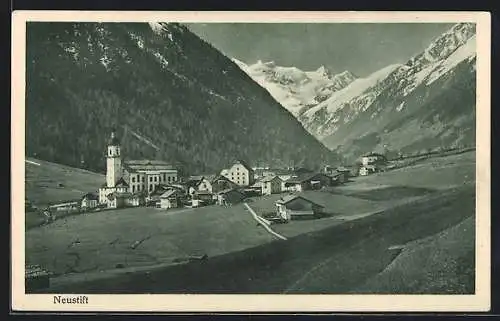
[283, 173, 332, 192]
[193, 190, 215, 204]
[216, 188, 246, 206]
[275, 195, 325, 221]
[260, 175, 282, 195]
[336, 166, 353, 178]
[210, 175, 239, 193]
[221, 160, 255, 186]
[159, 189, 182, 209]
[106, 192, 131, 209]
[186, 175, 206, 195]
[81, 193, 99, 209]
[98, 130, 179, 206]
[361, 153, 387, 166]
[359, 165, 377, 176]
[126, 192, 145, 207]
[329, 172, 347, 185]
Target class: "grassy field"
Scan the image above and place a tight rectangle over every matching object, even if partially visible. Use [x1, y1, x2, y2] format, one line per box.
[26, 204, 275, 277]
[25, 157, 104, 207]
[43, 185, 475, 294]
[26, 150, 476, 293]
[352, 216, 475, 294]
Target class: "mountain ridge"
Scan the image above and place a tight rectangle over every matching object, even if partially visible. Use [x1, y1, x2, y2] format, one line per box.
[233, 22, 477, 162]
[26, 22, 339, 175]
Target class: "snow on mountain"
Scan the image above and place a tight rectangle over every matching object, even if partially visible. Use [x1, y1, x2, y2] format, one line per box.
[298, 22, 476, 146]
[316, 22, 477, 162]
[303, 64, 402, 119]
[232, 59, 356, 116]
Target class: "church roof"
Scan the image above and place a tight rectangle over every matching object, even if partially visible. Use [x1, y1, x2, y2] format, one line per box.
[108, 131, 120, 146]
[124, 160, 176, 172]
[115, 177, 129, 187]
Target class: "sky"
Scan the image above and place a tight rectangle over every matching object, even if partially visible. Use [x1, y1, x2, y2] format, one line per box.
[185, 23, 454, 77]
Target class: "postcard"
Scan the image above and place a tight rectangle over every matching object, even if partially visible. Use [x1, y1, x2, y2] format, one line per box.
[11, 10, 491, 312]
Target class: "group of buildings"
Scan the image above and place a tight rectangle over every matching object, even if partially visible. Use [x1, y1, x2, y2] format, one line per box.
[358, 153, 388, 176]
[77, 130, 386, 219]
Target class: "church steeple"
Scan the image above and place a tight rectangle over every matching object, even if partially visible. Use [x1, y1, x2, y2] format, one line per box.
[106, 129, 122, 188]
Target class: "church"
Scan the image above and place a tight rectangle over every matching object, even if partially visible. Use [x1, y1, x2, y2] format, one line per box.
[98, 130, 179, 208]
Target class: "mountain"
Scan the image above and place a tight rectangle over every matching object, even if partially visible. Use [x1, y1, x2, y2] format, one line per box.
[232, 59, 357, 117]
[235, 23, 476, 163]
[318, 22, 476, 161]
[26, 22, 339, 175]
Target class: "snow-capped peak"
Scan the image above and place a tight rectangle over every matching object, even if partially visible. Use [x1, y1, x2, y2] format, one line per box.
[232, 59, 357, 116]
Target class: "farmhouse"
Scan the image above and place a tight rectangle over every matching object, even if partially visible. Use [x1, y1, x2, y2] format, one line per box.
[260, 175, 282, 195]
[81, 193, 99, 209]
[98, 130, 178, 208]
[186, 176, 204, 196]
[216, 188, 246, 206]
[159, 189, 182, 209]
[193, 190, 215, 204]
[106, 192, 131, 209]
[359, 164, 377, 176]
[361, 152, 387, 166]
[275, 195, 325, 221]
[329, 172, 347, 185]
[283, 173, 332, 192]
[221, 160, 255, 186]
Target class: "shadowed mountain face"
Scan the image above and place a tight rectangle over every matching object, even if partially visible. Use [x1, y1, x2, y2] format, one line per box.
[26, 22, 339, 174]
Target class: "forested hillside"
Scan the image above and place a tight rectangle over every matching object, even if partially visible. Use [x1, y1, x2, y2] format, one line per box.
[26, 22, 339, 174]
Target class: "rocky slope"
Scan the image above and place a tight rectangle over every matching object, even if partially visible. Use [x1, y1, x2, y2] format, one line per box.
[26, 22, 339, 174]
[235, 23, 476, 163]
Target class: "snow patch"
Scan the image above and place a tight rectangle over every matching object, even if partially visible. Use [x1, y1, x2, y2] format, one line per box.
[396, 101, 405, 112]
[304, 64, 400, 117]
[426, 35, 476, 85]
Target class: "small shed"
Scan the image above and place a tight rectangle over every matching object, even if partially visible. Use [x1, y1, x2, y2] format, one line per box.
[275, 195, 325, 221]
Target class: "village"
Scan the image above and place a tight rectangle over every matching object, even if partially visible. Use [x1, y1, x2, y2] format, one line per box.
[33, 130, 390, 225]
[24, 130, 476, 292]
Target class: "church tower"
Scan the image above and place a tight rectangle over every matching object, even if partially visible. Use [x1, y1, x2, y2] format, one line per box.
[106, 130, 122, 188]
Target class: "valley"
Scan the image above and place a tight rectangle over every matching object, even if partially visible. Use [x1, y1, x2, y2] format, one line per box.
[26, 150, 475, 294]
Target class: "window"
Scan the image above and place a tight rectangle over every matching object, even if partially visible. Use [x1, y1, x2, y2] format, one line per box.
[149, 177, 152, 182]
[155, 176, 158, 182]
[132, 186, 135, 193]
[149, 184, 153, 191]
[163, 173, 166, 181]
[142, 177, 145, 183]
[132, 177, 136, 183]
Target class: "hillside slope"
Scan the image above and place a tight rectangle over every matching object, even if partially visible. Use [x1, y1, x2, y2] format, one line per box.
[26, 22, 338, 174]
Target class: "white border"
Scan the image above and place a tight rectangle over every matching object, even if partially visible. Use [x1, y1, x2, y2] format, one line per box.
[11, 11, 491, 312]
